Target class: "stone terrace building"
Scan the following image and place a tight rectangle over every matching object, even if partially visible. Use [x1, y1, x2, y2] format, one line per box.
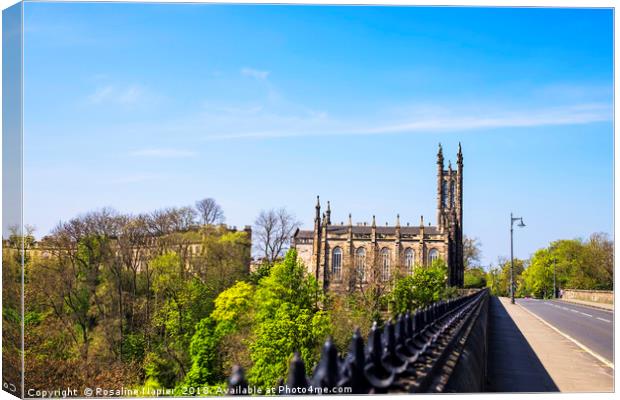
[292, 144, 464, 292]
[20, 224, 252, 273]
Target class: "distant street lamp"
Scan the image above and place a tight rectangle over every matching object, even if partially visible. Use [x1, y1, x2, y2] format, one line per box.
[553, 257, 557, 299]
[510, 213, 526, 304]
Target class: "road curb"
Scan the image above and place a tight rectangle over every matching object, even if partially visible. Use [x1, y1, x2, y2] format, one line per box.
[556, 299, 614, 312]
[516, 302, 614, 370]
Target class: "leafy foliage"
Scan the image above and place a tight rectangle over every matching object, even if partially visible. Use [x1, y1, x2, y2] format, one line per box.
[464, 267, 487, 288]
[463, 236, 482, 270]
[184, 281, 254, 388]
[22, 205, 251, 393]
[485, 258, 525, 297]
[182, 250, 330, 390]
[520, 234, 613, 298]
[249, 250, 330, 389]
[390, 259, 450, 315]
[486, 233, 612, 299]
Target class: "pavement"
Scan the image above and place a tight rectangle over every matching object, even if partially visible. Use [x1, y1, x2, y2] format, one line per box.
[486, 296, 613, 393]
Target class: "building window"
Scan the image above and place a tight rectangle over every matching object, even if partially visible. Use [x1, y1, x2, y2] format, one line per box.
[381, 248, 390, 281]
[332, 247, 342, 281]
[450, 180, 455, 208]
[428, 249, 440, 265]
[355, 247, 366, 282]
[405, 248, 415, 275]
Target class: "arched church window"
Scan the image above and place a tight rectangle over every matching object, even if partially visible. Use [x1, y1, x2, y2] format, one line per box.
[428, 249, 440, 265]
[450, 180, 455, 208]
[381, 248, 391, 281]
[355, 247, 366, 282]
[332, 247, 342, 281]
[405, 248, 415, 275]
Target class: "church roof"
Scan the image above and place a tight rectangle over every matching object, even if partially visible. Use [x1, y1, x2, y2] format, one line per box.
[295, 225, 439, 239]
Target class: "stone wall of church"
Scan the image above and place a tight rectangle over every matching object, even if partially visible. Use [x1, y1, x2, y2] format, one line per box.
[295, 233, 449, 292]
[296, 241, 314, 276]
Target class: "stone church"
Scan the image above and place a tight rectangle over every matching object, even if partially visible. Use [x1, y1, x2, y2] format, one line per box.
[292, 143, 464, 291]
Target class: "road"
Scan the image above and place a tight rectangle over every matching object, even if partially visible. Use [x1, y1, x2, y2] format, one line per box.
[516, 298, 613, 364]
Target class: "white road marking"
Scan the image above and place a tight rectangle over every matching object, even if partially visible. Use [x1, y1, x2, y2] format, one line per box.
[570, 309, 579, 313]
[579, 312, 593, 317]
[596, 317, 611, 323]
[550, 300, 614, 314]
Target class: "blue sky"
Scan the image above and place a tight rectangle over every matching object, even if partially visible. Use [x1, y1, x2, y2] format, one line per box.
[21, 3, 613, 266]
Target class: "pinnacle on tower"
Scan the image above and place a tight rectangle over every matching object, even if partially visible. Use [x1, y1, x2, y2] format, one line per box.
[420, 215, 424, 227]
[372, 215, 376, 227]
[315, 195, 321, 221]
[457, 142, 463, 166]
[348, 213, 352, 227]
[326, 201, 331, 225]
[396, 214, 400, 227]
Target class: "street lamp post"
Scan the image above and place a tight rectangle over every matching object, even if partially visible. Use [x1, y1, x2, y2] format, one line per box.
[553, 257, 557, 299]
[510, 213, 526, 304]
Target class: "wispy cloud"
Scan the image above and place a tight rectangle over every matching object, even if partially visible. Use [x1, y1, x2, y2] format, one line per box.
[192, 102, 613, 141]
[88, 84, 160, 107]
[356, 103, 613, 135]
[85, 80, 612, 144]
[107, 173, 168, 184]
[241, 67, 270, 80]
[129, 148, 197, 158]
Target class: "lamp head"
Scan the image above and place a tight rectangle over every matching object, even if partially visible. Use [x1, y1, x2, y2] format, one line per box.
[518, 219, 526, 228]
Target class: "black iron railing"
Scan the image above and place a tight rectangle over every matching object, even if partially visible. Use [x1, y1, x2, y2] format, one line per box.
[228, 288, 489, 394]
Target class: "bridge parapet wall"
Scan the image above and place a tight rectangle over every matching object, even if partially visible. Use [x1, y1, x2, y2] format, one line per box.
[563, 289, 613, 305]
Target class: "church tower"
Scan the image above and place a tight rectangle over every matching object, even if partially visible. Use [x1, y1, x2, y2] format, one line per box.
[436, 143, 464, 286]
[311, 196, 322, 282]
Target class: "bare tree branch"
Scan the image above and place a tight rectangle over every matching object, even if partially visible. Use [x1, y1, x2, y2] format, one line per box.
[254, 208, 300, 263]
[195, 198, 225, 225]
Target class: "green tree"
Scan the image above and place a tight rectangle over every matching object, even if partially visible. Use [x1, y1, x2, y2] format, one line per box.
[519, 234, 613, 298]
[184, 281, 255, 388]
[147, 252, 214, 386]
[486, 258, 525, 297]
[390, 259, 450, 315]
[194, 228, 251, 293]
[521, 249, 554, 298]
[464, 267, 487, 289]
[248, 249, 330, 389]
[463, 236, 482, 270]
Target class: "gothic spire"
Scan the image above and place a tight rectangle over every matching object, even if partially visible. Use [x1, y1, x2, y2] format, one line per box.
[348, 213, 352, 227]
[437, 143, 444, 164]
[372, 215, 376, 227]
[396, 214, 401, 227]
[457, 142, 463, 167]
[315, 195, 321, 222]
[326, 201, 331, 225]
